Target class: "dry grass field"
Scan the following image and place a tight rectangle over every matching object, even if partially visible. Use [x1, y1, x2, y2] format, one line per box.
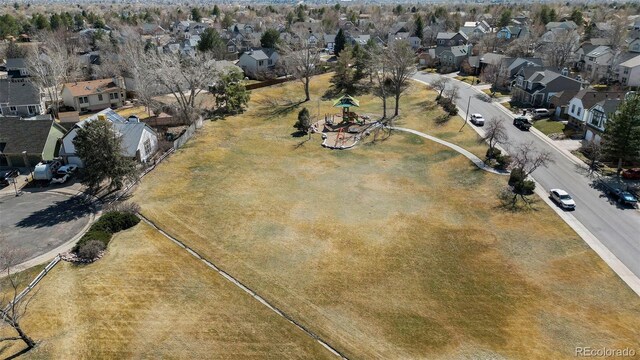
[0, 223, 330, 359]
[123, 74, 640, 358]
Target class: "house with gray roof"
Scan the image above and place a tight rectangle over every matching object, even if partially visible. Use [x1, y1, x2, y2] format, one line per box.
[5, 58, 28, 78]
[436, 31, 468, 47]
[512, 67, 584, 107]
[584, 97, 624, 144]
[566, 89, 624, 130]
[545, 21, 578, 31]
[619, 54, 640, 86]
[0, 79, 45, 118]
[0, 117, 66, 167]
[436, 45, 473, 70]
[59, 108, 158, 167]
[237, 48, 280, 79]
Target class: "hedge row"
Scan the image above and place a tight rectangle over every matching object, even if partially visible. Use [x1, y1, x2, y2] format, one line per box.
[73, 211, 140, 257]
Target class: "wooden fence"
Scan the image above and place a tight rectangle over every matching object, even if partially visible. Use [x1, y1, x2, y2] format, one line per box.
[2, 255, 61, 316]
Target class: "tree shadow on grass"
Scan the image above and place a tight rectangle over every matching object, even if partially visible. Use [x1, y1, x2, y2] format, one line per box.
[15, 195, 94, 229]
[255, 98, 305, 120]
[495, 188, 541, 213]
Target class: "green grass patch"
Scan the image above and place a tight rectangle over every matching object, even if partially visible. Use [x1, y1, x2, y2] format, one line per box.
[482, 88, 511, 97]
[454, 75, 479, 85]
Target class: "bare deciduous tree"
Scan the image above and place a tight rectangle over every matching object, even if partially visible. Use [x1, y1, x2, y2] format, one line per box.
[481, 118, 509, 150]
[0, 249, 37, 354]
[480, 64, 502, 92]
[145, 52, 221, 123]
[511, 141, 554, 178]
[432, 77, 450, 99]
[444, 84, 460, 102]
[279, 33, 320, 102]
[366, 41, 390, 118]
[27, 30, 82, 116]
[545, 30, 580, 68]
[384, 41, 416, 118]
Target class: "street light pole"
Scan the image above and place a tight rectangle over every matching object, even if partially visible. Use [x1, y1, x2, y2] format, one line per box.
[459, 95, 472, 132]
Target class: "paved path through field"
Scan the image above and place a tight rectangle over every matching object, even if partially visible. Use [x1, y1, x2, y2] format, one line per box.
[389, 126, 508, 175]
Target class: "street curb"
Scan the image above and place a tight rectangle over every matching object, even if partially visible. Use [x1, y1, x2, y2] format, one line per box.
[533, 182, 640, 297]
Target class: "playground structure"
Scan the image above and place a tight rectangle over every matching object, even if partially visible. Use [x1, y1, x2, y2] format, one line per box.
[312, 95, 382, 149]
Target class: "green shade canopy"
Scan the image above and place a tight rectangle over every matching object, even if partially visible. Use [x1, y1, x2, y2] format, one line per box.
[333, 95, 360, 108]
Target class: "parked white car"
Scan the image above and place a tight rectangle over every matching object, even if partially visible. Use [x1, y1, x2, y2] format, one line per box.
[50, 165, 78, 184]
[550, 189, 576, 210]
[470, 113, 485, 126]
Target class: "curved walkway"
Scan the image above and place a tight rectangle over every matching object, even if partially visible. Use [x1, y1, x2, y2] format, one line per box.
[389, 126, 508, 176]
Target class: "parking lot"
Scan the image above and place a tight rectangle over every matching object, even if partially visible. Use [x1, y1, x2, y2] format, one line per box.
[0, 190, 95, 264]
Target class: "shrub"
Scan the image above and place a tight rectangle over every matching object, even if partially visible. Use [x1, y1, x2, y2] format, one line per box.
[77, 240, 106, 260]
[486, 147, 502, 159]
[495, 154, 511, 170]
[72, 211, 140, 256]
[73, 230, 111, 252]
[514, 179, 536, 195]
[437, 97, 458, 116]
[91, 211, 140, 234]
[508, 167, 526, 186]
[435, 114, 451, 125]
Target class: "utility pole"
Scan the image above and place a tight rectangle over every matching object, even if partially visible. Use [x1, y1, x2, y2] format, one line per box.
[459, 95, 472, 132]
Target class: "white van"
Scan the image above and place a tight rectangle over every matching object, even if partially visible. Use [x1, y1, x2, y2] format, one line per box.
[533, 108, 551, 119]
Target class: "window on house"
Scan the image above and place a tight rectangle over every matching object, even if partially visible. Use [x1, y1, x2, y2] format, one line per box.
[79, 96, 88, 104]
[624, 68, 629, 74]
[98, 94, 103, 101]
[258, 60, 264, 66]
[143, 139, 152, 155]
[571, 104, 575, 113]
[28, 105, 36, 114]
[268, 59, 272, 65]
[588, 57, 594, 61]
[9, 106, 17, 112]
[577, 108, 581, 116]
[590, 110, 605, 128]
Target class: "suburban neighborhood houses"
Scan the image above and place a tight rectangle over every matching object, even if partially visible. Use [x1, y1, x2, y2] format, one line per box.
[1, 1, 640, 359]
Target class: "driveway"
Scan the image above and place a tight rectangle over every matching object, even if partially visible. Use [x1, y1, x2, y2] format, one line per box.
[0, 191, 94, 264]
[413, 71, 640, 286]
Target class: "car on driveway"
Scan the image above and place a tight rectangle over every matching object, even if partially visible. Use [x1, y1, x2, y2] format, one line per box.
[50, 165, 78, 185]
[470, 113, 485, 126]
[0, 168, 20, 187]
[622, 168, 640, 180]
[610, 189, 638, 208]
[533, 108, 551, 119]
[513, 116, 532, 130]
[550, 189, 576, 210]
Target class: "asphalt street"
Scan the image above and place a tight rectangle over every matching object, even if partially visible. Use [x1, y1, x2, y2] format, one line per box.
[0, 191, 92, 263]
[413, 71, 640, 279]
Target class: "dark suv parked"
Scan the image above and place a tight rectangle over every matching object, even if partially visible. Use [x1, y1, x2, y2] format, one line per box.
[513, 116, 532, 130]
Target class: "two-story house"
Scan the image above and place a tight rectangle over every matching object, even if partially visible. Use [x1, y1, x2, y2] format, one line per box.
[61, 77, 126, 112]
[435, 32, 469, 47]
[237, 48, 280, 79]
[496, 26, 525, 40]
[0, 79, 45, 117]
[566, 89, 624, 130]
[512, 67, 583, 107]
[579, 46, 614, 81]
[5, 58, 29, 79]
[618, 54, 640, 86]
[438, 45, 473, 69]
